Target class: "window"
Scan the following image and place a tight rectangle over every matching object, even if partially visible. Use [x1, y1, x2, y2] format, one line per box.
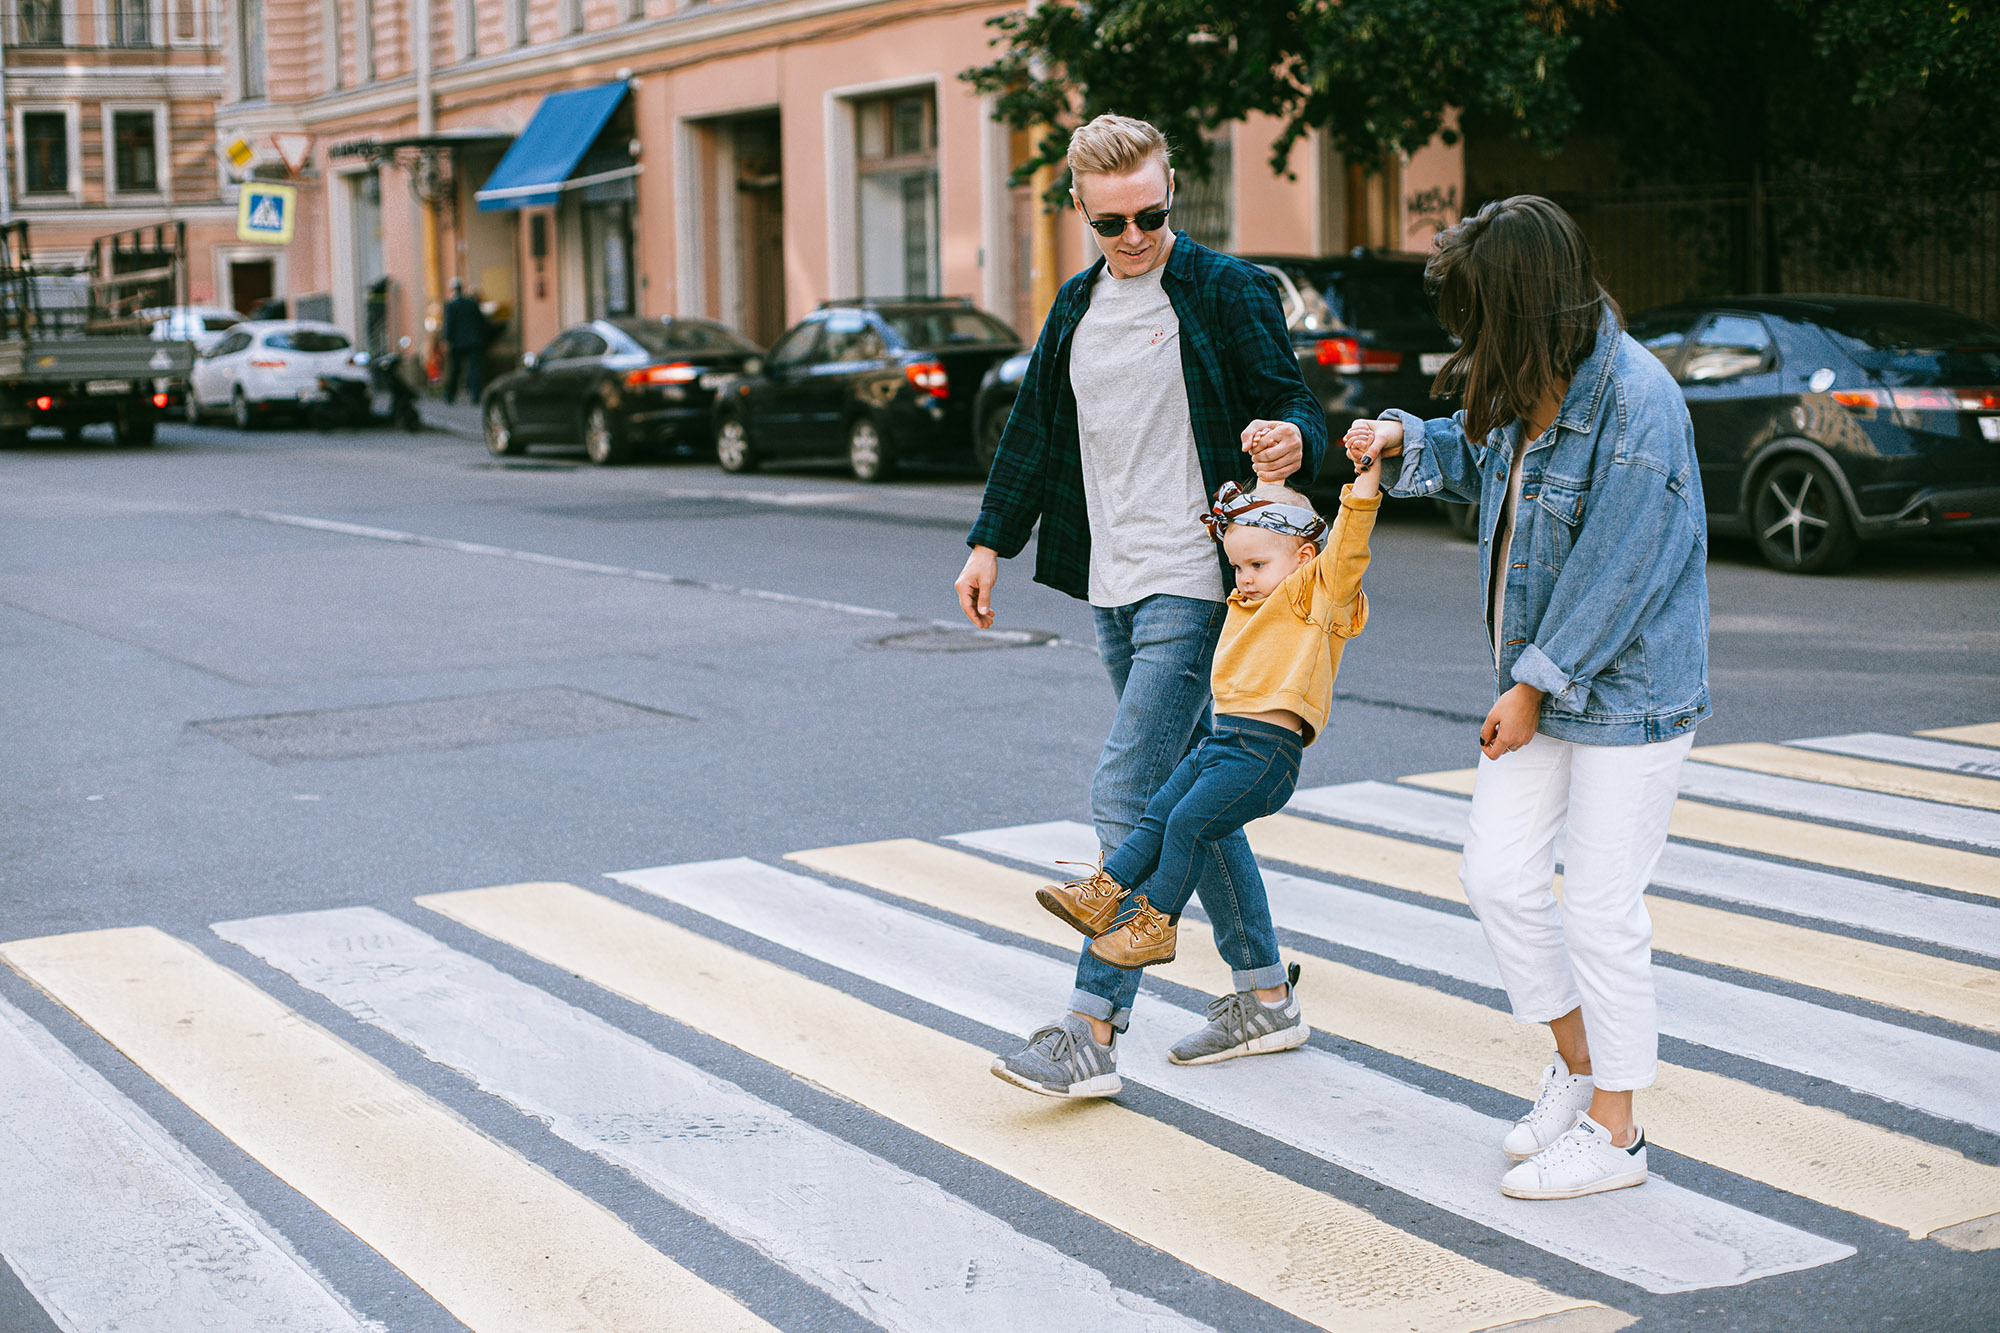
[1683, 314, 1774, 383]
[22, 112, 70, 194]
[854, 91, 938, 299]
[18, 0, 63, 44]
[881, 309, 1017, 348]
[172, 0, 200, 42]
[618, 319, 760, 356]
[239, 0, 266, 99]
[110, 0, 149, 45]
[266, 330, 352, 352]
[208, 331, 253, 357]
[766, 320, 824, 369]
[112, 111, 159, 192]
[1625, 310, 1700, 373]
[819, 312, 887, 363]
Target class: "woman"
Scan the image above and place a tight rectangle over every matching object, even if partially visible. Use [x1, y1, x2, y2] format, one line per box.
[1343, 195, 1710, 1200]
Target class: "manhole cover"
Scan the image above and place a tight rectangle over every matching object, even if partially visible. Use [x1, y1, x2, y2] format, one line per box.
[869, 627, 1057, 653]
[193, 686, 689, 763]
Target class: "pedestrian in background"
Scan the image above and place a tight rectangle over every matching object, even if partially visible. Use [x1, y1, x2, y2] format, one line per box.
[1344, 195, 1711, 1200]
[956, 113, 1326, 1098]
[441, 280, 488, 405]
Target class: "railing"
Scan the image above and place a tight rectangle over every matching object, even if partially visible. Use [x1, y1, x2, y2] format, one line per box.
[0, 220, 187, 341]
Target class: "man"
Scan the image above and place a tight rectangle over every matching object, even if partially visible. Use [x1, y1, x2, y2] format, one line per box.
[955, 114, 1325, 1098]
[441, 280, 488, 404]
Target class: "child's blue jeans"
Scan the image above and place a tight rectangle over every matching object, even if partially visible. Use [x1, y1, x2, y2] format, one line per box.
[1103, 714, 1304, 919]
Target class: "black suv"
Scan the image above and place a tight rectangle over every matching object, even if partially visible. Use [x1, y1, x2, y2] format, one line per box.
[712, 299, 1021, 480]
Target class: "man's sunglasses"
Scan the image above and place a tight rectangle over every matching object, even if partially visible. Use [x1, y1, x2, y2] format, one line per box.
[1076, 193, 1173, 238]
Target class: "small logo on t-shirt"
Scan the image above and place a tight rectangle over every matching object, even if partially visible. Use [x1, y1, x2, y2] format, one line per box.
[1147, 324, 1168, 347]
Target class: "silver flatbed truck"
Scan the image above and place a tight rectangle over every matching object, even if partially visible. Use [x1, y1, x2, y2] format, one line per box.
[0, 221, 196, 447]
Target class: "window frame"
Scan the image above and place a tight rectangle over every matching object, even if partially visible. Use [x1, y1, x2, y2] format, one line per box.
[1682, 311, 1780, 384]
[105, 103, 169, 201]
[104, 0, 160, 47]
[850, 85, 941, 301]
[15, 104, 81, 202]
[236, 0, 266, 100]
[14, 0, 74, 47]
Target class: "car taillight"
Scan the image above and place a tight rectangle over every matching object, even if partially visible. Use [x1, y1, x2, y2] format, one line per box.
[33, 395, 52, 411]
[1831, 389, 1884, 416]
[1952, 387, 2000, 412]
[248, 359, 286, 369]
[151, 392, 169, 408]
[1315, 337, 1360, 373]
[625, 362, 700, 387]
[906, 361, 948, 397]
[1832, 386, 2000, 425]
[1359, 347, 1403, 373]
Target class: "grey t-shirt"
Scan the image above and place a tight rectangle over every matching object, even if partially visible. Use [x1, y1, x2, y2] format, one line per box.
[1069, 263, 1226, 609]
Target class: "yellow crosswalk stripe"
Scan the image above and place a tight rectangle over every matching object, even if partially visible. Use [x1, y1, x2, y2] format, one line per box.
[1924, 723, 2000, 748]
[1247, 814, 2000, 1036]
[1694, 742, 2000, 812]
[1401, 768, 2000, 902]
[789, 839, 2000, 1242]
[421, 881, 1610, 1333]
[0, 926, 771, 1333]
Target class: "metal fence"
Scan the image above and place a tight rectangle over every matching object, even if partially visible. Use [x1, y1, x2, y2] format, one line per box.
[1550, 180, 2000, 325]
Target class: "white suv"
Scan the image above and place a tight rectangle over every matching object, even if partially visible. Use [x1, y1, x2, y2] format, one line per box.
[187, 320, 368, 428]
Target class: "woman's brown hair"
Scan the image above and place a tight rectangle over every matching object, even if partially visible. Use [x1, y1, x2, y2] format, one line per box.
[1425, 195, 1620, 444]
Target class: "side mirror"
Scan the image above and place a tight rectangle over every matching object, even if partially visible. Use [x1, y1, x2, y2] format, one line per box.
[521, 352, 539, 371]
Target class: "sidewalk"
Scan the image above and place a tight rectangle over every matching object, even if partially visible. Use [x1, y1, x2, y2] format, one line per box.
[421, 397, 483, 442]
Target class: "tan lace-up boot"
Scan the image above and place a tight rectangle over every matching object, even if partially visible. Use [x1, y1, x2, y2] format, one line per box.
[1088, 896, 1178, 970]
[1036, 862, 1127, 937]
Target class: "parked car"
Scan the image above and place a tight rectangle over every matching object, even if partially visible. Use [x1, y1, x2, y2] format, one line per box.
[144, 305, 242, 354]
[1617, 296, 2000, 573]
[482, 316, 761, 464]
[972, 350, 1031, 475]
[712, 299, 1022, 480]
[186, 320, 368, 428]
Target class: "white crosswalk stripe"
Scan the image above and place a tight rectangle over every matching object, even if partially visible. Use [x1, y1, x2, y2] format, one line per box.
[4, 718, 1999, 1329]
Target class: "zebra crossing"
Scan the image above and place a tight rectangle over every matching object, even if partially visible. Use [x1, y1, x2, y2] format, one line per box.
[2, 721, 1997, 1330]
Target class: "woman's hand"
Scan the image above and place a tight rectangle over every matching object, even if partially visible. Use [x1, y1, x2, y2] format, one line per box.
[1480, 682, 1544, 760]
[1342, 418, 1403, 472]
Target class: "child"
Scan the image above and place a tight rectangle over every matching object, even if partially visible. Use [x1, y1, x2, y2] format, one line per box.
[1037, 460, 1380, 979]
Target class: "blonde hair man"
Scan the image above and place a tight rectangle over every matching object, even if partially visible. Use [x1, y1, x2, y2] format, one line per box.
[959, 112, 1330, 1098]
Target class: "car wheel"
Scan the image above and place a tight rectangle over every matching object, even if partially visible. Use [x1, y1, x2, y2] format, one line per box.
[484, 401, 521, 456]
[974, 403, 1007, 475]
[715, 414, 758, 473]
[231, 389, 255, 431]
[1752, 454, 1857, 574]
[1439, 499, 1480, 542]
[848, 415, 895, 482]
[583, 403, 627, 465]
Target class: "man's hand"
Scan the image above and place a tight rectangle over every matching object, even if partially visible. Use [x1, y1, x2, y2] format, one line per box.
[956, 546, 999, 629]
[1342, 418, 1403, 472]
[1241, 419, 1303, 482]
[1480, 682, 1544, 760]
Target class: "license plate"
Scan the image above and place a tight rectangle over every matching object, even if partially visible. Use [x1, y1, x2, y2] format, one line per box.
[699, 373, 728, 390]
[1981, 416, 2000, 442]
[86, 379, 130, 395]
[1419, 352, 1451, 375]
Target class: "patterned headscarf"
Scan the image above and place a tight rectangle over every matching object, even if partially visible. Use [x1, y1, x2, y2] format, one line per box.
[1200, 480, 1329, 548]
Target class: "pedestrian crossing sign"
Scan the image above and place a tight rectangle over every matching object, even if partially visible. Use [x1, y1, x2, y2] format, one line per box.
[237, 183, 296, 244]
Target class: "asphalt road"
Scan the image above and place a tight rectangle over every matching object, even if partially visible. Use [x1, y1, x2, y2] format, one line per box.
[1, 418, 1996, 1333]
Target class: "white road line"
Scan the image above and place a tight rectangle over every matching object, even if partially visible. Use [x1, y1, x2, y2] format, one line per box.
[954, 822, 2000, 1139]
[1679, 762, 2000, 849]
[0, 993, 369, 1333]
[611, 857, 1852, 1294]
[215, 907, 1207, 1333]
[1288, 781, 2000, 962]
[1797, 734, 2000, 782]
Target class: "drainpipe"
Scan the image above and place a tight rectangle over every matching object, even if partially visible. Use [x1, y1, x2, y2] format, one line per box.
[415, 0, 443, 366]
[1026, 0, 1059, 325]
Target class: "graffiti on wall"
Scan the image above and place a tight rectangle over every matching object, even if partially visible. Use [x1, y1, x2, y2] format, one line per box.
[1404, 185, 1461, 242]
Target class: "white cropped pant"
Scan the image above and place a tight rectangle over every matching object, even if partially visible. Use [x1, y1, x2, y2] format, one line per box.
[1459, 729, 1694, 1091]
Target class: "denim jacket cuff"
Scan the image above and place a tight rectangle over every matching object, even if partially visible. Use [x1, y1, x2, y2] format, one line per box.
[1514, 643, 1590, 713]
[1378, 409, 1437, 498]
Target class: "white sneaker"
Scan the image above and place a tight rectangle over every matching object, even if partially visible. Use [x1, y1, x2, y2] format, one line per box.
[1500, 1113, 1648, 1200]
[1501, 1052, 1594, 1161]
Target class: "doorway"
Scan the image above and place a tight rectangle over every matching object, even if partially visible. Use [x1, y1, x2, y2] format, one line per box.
[692, 111, 786, 346]
[230, 258, 275, 316]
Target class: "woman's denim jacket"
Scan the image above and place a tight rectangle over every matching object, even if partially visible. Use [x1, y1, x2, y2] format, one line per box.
[1381, 309, 1711, 746]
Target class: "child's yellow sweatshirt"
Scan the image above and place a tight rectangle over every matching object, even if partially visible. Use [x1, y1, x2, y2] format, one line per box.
[1210, 485, 1379, 745]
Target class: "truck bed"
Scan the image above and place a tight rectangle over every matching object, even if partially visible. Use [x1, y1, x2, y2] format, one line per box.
[0, 336, 193, 382]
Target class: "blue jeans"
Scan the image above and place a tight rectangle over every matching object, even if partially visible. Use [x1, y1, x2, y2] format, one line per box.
[1070, 595, 1289, 1031]
[1104, 715, 1303, 918]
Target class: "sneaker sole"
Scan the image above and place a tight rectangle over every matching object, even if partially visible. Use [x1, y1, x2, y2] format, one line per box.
[988, 1058, 1122, 1100]
[1036, 889, 1113, 938]
[1167, 1020, 1310, 1065]
[1500, 1169, 1647, 1201]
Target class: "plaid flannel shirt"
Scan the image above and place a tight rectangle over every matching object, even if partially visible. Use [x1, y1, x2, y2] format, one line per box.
[967, 233, 1327, 601]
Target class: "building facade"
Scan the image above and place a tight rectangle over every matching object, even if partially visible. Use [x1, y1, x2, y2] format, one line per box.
[216, 0, 1464, 370]
[1, 0, 243, 308]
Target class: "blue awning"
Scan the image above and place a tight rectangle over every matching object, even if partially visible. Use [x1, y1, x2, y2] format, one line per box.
[476, 82, 632, 211]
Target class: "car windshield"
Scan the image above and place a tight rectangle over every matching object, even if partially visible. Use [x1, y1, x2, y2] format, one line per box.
[881, 309, 1017, 348]
[619, 320, 759, 357]
[266, 330, 350, 352]
[202, 316, 239, 332]
[1817, 306, 2000, 385]
[1326, 268, 1442, 332]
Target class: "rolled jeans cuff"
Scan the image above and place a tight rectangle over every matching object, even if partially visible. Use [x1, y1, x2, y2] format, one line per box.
[1068, 988, 1133, 1033]
[1234, 962, 1289, 992]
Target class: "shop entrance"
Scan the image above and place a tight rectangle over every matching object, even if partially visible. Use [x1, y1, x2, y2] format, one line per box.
[692, 111, 786, 346]
[229, 258, 274, 316]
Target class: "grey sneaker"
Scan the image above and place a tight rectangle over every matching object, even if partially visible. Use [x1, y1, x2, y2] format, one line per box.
[990, 1014, 1122, 1098]
[1169, 964, 1310, 1065]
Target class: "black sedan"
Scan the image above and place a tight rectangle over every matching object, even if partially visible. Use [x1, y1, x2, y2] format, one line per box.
[712, 299, 1021, 481]
[1625, 297, 2000, 573]
[482, 316, 762, 465]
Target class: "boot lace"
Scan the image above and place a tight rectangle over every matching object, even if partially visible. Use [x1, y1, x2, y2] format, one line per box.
[1202, 990, 1254, 1049]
